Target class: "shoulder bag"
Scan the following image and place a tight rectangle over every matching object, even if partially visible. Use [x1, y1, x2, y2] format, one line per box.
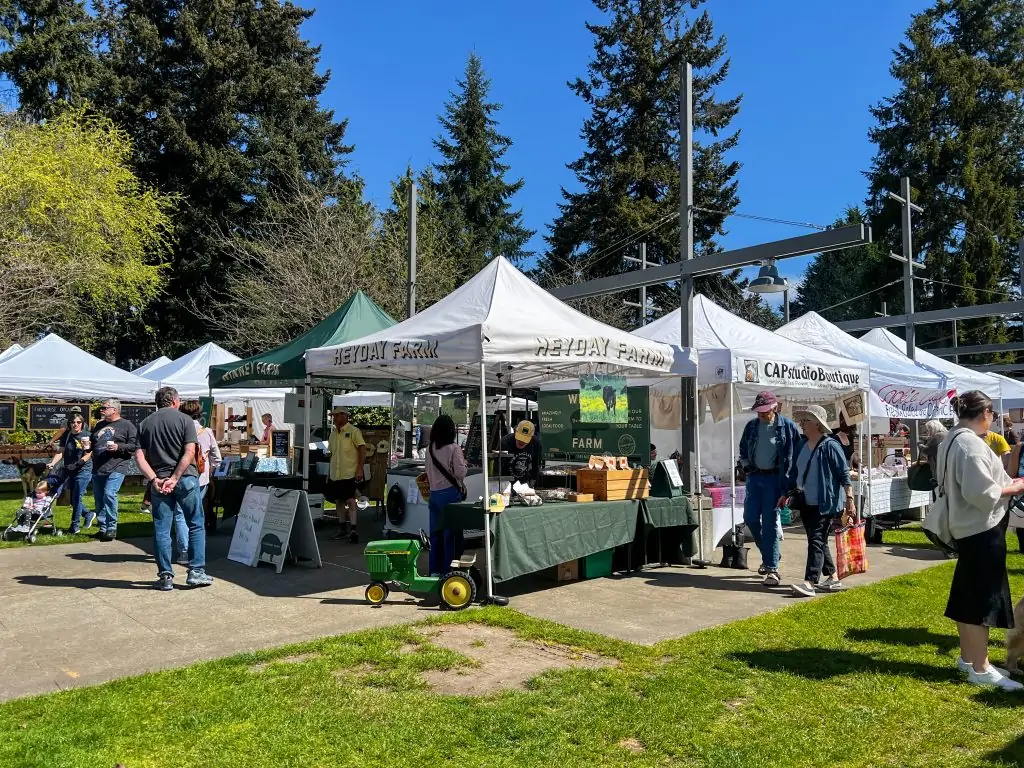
[428, 444, 468, 501]
[906, 459, 935, 492]
[922, 430, 966, 555]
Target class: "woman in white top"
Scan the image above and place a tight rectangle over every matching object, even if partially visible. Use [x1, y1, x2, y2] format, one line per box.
[938, 390, 1024, 691]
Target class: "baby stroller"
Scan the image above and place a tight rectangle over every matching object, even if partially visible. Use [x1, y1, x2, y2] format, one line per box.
[2, 471, 67, 544]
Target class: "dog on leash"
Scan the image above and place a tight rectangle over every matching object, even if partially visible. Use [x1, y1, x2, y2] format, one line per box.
[1005, 598, 1024, 673]
[4, 458, 46, 499]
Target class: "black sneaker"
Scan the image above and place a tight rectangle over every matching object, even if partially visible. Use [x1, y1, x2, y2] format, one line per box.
[98, 531, 115, 542]
[330, 522, 352, 541]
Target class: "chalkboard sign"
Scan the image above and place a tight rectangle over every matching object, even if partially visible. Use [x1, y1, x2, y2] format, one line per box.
[28, 402, 91, 431]
[228, 486, 322, 573]
[270, 429, 290, 458]
[119, 404, 156, 426]
[0, 401, 14, 430]
[538, 386, 650, 462]
[464, 412, 506, 465]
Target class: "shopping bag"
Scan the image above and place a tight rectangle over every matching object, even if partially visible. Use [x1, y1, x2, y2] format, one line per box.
[835, 520, 868, 580]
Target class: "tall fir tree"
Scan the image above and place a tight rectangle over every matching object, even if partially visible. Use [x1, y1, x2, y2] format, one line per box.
[0, 0, 351, 364]
[433, 53, 533, 277]
[536, 0, 775, 328]
[865, 0, 1024, 363]
[790, 208, 887, 323]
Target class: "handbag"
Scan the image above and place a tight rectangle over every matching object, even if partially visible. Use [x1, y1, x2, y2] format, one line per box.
[429, 444, 468, 501]
[835, 514, 868, 579]
[906, 460, 934, 492]
[922, 431, 966, 555]
[788, 438, 826, 513]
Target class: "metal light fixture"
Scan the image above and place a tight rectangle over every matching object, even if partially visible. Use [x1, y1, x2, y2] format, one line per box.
[748, 259, 789, 294]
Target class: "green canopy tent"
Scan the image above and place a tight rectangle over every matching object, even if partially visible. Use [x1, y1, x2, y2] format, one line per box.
[208, 290, 400, 390]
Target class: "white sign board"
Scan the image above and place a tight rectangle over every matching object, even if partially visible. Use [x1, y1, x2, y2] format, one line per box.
[228, 486, 270, 566]
[661, 459, 683, 488]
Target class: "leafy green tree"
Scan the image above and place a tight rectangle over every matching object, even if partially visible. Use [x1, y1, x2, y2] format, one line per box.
[865, 0, 1024, 361]
[0, 106, 174, 348]
[536, 0, 771, 328]
[433, 53, 533, 276]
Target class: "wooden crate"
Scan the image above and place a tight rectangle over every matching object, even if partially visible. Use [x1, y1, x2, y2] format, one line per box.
[575, 468, 649, 501]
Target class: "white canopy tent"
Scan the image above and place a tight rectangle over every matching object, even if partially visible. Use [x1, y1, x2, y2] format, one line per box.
[991, 374, 1024, 410]
[306, 256, 684, 604]
[0, 344, 24, 363]
[132, 356, 171, 377]
[860, 328, 1003, 399]
[332, 391, 393, 408]
[777, 311, 953, 422]
[0, 334, 156, 401]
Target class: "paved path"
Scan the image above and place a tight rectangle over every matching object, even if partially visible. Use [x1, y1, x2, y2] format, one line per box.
[0, 518, 945, 701]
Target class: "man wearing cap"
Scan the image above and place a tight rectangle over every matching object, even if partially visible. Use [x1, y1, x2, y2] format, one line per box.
[90, 398, 138, 541]
[327, 406, 366, 542]
[499, 420, 544, 486]
[738, 391, 800, 585]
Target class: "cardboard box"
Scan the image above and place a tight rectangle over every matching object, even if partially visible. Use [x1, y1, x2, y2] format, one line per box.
[555, 560, 579, 581]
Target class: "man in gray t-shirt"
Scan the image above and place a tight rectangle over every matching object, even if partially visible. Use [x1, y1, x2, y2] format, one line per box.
[136, 386, 213, 591]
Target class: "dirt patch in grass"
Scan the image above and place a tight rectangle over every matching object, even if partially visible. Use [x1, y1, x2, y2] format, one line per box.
[618, 738, 645, 753]
[249, 652, 319, 673]
[333, 663, 376, 683]
[417, 624, 616, 696]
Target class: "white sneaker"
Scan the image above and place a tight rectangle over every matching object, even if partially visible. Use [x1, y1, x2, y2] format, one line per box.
[763, 571, 780, 587]
[966, 663, 1024, 691]
[958, 657, 1010, 678]
[816, 576, 845, 592]
[791, 581, 815, 597]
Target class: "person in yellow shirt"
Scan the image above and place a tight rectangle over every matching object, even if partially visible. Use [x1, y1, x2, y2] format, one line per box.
[984, 429, 1011, 458]
[327, 406, 366, 542]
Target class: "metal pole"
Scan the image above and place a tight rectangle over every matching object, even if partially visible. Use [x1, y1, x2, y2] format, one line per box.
[302, 377, 311, 492]
[480, 364, 491, 599]
[1019, 236, 1024, 341]
[952, 318, 959, 364]
[640, 242, 648, 326]
[407, 181, 417, 319]
[783, 289, 790, 324]
[900, 177, 916, 359]
[678, 61, 698, 494]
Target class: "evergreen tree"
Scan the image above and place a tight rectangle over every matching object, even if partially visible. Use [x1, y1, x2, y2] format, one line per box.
[0, 0, 351, 363]
[536, 0, 771, 327]
[433, 53, 533, 276]
[866, 0, 1024, 362]
[790, 208, 886, 323]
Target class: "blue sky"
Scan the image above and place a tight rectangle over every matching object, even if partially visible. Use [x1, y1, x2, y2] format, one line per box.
[297, 0, 930, 310]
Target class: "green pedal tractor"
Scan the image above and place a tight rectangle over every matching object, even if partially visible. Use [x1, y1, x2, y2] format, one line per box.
[362, 532, 478, 610]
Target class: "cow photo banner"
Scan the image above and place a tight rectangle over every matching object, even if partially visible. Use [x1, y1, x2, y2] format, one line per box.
[579, 375, 628, 425]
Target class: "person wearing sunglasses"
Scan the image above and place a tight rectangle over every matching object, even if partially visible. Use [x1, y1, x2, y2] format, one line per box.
[45, 407, 95, 534]
[89, 398, 139, 541]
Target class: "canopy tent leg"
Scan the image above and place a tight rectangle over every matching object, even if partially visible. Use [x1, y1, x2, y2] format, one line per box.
[389, 392, 397, 462]
[692, 365, 707, 567]
[866, 382, 873, 523]
[302, 377, 312, 492]
[728, 382, 738, 546]
[480, 362, 508, 607]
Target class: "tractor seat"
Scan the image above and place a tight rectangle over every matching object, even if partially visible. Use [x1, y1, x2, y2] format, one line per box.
[451, 553, 477, 569]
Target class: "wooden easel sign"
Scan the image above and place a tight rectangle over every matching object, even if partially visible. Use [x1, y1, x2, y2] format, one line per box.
[228, 486, 322, 573]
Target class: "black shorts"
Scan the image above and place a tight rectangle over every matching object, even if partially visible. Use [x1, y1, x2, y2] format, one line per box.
[327, 478, 359, 504]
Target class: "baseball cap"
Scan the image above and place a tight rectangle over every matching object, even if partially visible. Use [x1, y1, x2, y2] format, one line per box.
[514, 420, 535, 445]
[751, 391, 778, 413]
[331, 406, 349, 416]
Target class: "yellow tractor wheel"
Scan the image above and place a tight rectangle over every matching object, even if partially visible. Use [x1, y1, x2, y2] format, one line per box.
[439, 572, 476, 610]
[365, 581, 388, 605]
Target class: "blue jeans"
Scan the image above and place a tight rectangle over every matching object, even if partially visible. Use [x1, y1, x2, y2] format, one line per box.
[428, 486, 464, 576]
[172, 485, 207, 558]
[744, 472, 782, 570]
[92, 472, 125, 536]
[151, 475, 205, 577]
[68, 469, 92, 532]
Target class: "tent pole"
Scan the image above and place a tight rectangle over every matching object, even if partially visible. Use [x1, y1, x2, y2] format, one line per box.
[693, 360, 704, 565]
[728, 382, 737, 546]
[302, 376, 312, 492]
[866, 379, 873, 523]
[479, 363, 507, 606]
[389, 392, 397, 462]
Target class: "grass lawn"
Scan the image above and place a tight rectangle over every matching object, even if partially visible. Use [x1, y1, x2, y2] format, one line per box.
[0, 486, 152, 548]
[2, 530, 1024, 766]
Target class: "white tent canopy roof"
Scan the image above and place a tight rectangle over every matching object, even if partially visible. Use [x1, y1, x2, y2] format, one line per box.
[332, 392, 393, 408]
[0, 343, 25, 363]
[860, 328, 1002, 399]
[634, 295, 869, 394]
[132, 356, 171, 376]
[305, 257, 685, 387]
[143, 342, 288, 400]
[777, 312, 953, 419]
[991, 374, 1024, 410]
[0, 334, 156, 401]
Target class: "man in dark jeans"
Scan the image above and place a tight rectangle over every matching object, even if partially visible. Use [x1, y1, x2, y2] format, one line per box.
[90, 399, 138, 541]
[136, 386, 214, 591]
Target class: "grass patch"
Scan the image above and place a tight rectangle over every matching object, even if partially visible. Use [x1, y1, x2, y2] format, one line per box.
[4, 551, 1024, 766]
[0, 487, 152, 548]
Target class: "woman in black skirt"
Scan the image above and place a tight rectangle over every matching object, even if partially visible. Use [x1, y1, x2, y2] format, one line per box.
[940, 391, 1024, 691]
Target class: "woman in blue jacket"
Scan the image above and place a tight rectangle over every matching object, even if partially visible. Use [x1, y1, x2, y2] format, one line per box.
[791, 404, 857, 597]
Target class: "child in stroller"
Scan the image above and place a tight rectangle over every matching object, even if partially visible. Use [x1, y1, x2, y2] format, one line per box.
[3, 475, 66, 543]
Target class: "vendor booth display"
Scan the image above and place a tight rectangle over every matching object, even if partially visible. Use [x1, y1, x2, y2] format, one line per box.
[305, 256, 689, 605]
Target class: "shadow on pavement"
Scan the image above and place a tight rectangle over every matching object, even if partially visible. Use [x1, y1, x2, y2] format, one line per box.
[14, 574, 153, 591]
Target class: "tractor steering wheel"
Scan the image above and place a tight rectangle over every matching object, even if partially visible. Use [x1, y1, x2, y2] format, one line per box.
[418, 529, 430, 550]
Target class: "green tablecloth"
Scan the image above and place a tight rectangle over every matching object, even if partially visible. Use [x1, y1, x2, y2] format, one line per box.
[440, 499, 639, 582]
[641, 496, 696, 528]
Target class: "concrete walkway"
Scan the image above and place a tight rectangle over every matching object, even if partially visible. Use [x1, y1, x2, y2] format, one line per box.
[0, 518, 945, 701]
